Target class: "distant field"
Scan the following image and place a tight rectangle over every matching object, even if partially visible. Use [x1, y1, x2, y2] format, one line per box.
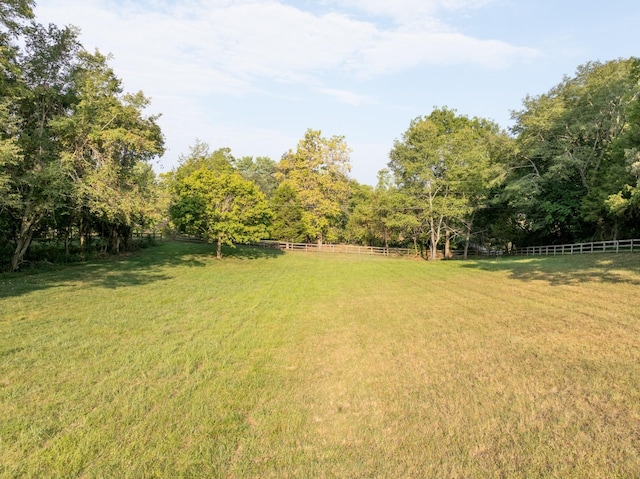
[1, 242, 639, 478]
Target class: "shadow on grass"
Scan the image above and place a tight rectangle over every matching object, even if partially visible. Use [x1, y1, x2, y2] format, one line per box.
[223, 245, 284, 260]
[0, 241, 283, 299]
[460, 253, 640, 286]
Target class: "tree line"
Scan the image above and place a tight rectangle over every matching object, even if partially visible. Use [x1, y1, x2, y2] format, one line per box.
[167, 57, 640, 260]
[1, 1, 164, 271]
[2, 2, 639, 268]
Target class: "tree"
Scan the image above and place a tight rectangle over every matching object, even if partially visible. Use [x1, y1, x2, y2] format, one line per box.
[269, 183, 306, 244]
[0, 7, 166, 270]
[344, 181, 375, 245]
[345, 171, 415, 249]
[2, 23, 81, 271]
[53, 50, 164, 253]
[276, 129, 351, 245]
[508, 58, 640, 242]
[389, 108, 505, 260]
[170, 167, 272, 259]
[0, 0, 34, 34]
[455, 120, 511, 258]
[0, 17, 165, 270]
[602, 72, 640, 237]
[234, 155, 277, 198]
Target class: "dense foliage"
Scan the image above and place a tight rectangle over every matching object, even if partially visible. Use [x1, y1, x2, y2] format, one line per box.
[388, 108, 510, 259]
[505, 58, 640, 245]
[0, 5, 164, 271]
[166, 143, 271, 259]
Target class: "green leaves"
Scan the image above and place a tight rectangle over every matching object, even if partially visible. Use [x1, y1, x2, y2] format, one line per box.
[276, 129, 351, 243]
[388, 107, 509, 259]
[269, 183, 306, 243]
[1, 21, 165, 270]
[509, 58, 640, 242]
[0, 0, 34, 35]
[170, 166, 272, 258]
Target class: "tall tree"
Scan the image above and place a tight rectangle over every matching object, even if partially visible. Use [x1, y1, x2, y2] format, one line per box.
[53, 50, 165, 253]
[602, 72, 640, 237]
[269, 183, 306, 244]
[346, 171, 414, 249]
[508, 58, 640, 242]
[455, 119, 511, 258]
[344, 182, 376, 246]
[170, 167, 272, 259]
[2, 23, 81, 271]
[389, 108, 505, 260]
[276, 129, 351, 245]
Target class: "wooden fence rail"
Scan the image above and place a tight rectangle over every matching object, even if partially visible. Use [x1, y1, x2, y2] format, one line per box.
[514, 239, 638, 256]
[175, 235, 639, 259]
[252, 241, 416, 257]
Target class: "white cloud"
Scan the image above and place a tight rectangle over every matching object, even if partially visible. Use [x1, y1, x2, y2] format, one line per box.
[36, 0, 539, 96]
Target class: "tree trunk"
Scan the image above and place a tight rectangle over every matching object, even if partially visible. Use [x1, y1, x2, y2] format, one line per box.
[444, 229, 452, 259]
[463, 214, 474, 260]
[8, 213, 40, 272]
[64, 227, 70, 255]
[217, 236, 223, 259]
[107, 226, 120, 254]
[122, 225, 132, 251]
[428, 216, 440, 261]
[429, 241, 438, 261]
[78, 214, 85, 252]
[463, 232, 470, 260]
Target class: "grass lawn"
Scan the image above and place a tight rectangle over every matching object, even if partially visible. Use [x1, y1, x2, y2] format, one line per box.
[1, 241, 639, 478]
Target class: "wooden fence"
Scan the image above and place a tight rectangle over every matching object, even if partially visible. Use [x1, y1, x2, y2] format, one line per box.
[172, 234, 205, 243]
[514, 239, 639, 256]
[253, 241, 416, 257]
[175, 236, 639, 259]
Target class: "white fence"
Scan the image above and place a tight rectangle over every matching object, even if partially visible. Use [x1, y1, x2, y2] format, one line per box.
[514, 239, 639, 256]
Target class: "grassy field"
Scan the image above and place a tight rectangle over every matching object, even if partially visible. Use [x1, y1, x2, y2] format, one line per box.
[1, 242, 639, 478]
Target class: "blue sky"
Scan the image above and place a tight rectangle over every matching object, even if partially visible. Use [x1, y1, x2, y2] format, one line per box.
[35, 0, 640, 185]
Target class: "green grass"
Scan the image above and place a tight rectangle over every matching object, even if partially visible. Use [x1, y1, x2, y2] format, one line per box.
[1, 242, 640, 478]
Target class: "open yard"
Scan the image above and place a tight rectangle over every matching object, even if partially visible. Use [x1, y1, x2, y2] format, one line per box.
[1, 242, 639, 478]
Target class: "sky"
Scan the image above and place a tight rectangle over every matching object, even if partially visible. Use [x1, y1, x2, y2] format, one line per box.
[34, 0, 640, 185]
